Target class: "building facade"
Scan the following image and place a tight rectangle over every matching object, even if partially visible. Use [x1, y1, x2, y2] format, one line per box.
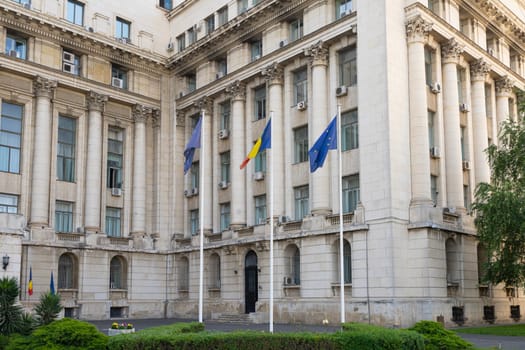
[0, 0, 524, 327]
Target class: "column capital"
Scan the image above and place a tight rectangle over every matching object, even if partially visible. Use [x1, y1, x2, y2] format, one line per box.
[441, 38, 464, 64]
[406, 16, 433, 43]
[495, 76, 514, 96]
[304, 40, 329, 66]
[470, 58, 490, 81]
[151, 108, 161, 128]
[86, 91, 108, 112]
[33, 76, 57, 98]
[226, 80, 246, 101]
[194, 96, 214, 115]
[262, 62, 284, 85]
[132, 104, 151, 124]
[176, 110, 185, 127]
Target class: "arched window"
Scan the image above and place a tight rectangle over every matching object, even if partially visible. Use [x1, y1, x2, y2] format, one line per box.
[58, 253, 77, 289]
[446, 238, 459, 284]
[110, 255, 127, 289]
[332, 239, 352, 284]
[208, 253, 221, 289]
[179, 257, 189, 291]
[284, 244, 300, 285]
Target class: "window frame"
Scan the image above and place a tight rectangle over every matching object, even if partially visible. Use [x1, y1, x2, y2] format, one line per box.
[254, 85, 266, 121]
[105, 207, 121, 237]
[190, 209, 199, 236]
[205, 14, 215, 35]
[57, 115, 76, 182]
[220, 100, 231, 130]
[58, 253, 77, 289]
[251, 39, 262, 61]
[0, 101, 23, 174]
[254, 195, 266, 225]
[294, 185, 309, 220]
[107, 127, 123, 189]
[293, 126, 309, 164]
[289, 18, 304, 41]
[217, 6, 228, 26]
[115, 17, 131, 41]
[342, 174, 360, 213]
[335, 0, 353, 18]
[293, 67, 308, 105]
[55, 201, 74, 233]
[111, 64, 128, 89]
[339, 46, 357, 87]
[5, 33, 27, 60]
[66, 0, 84, 26]
[0, 193, 18, 214]
[220, 202, 231, 231]
[341, 109, 358, 151]
[220, 151, 230, 183]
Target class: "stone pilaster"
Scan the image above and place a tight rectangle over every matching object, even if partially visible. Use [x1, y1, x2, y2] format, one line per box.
[495, 76, 513, 130]
[30, 76, 57, 227]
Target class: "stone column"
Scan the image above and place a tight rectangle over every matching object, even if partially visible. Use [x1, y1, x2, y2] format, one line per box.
[131, 104, 149, 235]
[84, 91, 108, 233]
[305, 41, 331, 215]
[441, 39, 464, 210]
[470, 58, 491, 185]
[262, 62, 284, 217]
[194, 97, 213, 233]
[406, 16, 433, 208]
[30, 76, 57, 226]
[226, 81, 246, 228]
[495, 76, 513, 133]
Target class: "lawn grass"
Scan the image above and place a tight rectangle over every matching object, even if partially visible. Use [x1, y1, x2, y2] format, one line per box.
[455, 324, 525, 336]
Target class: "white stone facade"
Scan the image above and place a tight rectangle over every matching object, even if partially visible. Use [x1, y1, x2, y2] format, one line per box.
[0, 0, 524, 327]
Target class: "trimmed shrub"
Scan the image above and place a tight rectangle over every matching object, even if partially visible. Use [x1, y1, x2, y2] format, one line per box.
[409, 320, 474, 350]
[0, 277, 24, 336]
[339, 323, 424, 350]
[34, 292, 62, 326]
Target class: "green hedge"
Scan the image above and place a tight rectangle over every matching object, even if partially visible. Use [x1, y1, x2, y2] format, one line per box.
[339, 323, 424, 350]
[409, 321, 473, 350]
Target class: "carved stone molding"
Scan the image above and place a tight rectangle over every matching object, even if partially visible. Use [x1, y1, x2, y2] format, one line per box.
[406, 16, 433, 43]
[262, 62, 284, 85]
[176, 110, 185, 127]
[470, 58, 491, 81]
[33, 76, 57, 99]
[441, 38, 464, 63]
[225, 80, 246, 101]
[304, 40, 329, 66]
[495, 76, 514, 96]
[133, 104, 151, 124]
[151, 108, 161, 128]
[194, 96, 214, 115]
[86, 91, 108, 112]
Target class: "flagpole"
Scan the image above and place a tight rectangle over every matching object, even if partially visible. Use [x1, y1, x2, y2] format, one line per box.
[269, 111, 274, 333]
[198, 109, 205, 323]
[337, 104, 345, 324]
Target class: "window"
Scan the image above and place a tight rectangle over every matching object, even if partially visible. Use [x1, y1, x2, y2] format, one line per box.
[220, 152, 230, 183]
[446, 238, 460, 284]
[208, 254, 221, 289]
[110, 256, 126, 289]
[342, 109, 358, 151]
[254, 195, 266, 225]
[58, 253, 77, 289]
[336, 0, 353, 18]
[55, 201, 73, 233]
[254, 149, 266, 173]
[0, 193, 18, 213]
[107, 128, 123, 189]
[186, 73, 196, 92]
[216, 58, 227, 78]
[251, 39, 262, 61]
[57, 116, 76, 182]
[294, 126, 309, 163]
[13, 0, 31, 5]
[159, 0, 172, 10]
[289, 18, 304, 41]
[485, 84, 492, 117]
[463, 184, 471, 212]
[342, 174, 359, 213]
[190, 162, 199, 189]
[431, 175, 438, 205]
[285, 245, 300, 285]
[62, 50, 80, 75]
[424, 47, 433, 86]
[217, 6, 228, 26]
[339, 46, 357, 87]
[293, 68, 308, 104]
[460, 126, 467, 161]
[187, 26, 196, 45]
[205, 15, 215, 35]
[176, 34, 185, 52]
[5, 33, 27, 59]
[115, 17, 131, 41]
[190, 209, 199, 236]
[343, 240, 351, 283]
[428, 110, 435, 149]
[220, 202, 231, 231]
[457, 68, 466, 103]
[106, 207, 121, 237]
[0, 102, 23, 173]
[238, 0, 248, 14]
[254, 85, 266, 120]
[111, 64, 127, 89]
[220, 101, 230, 130]
[179, 257, 189, 291]
[294, 185, 309, 220]
[66, 0, 84, 25]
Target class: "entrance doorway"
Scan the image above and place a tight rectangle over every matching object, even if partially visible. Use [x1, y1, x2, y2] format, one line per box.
[244, 250, 258, 313]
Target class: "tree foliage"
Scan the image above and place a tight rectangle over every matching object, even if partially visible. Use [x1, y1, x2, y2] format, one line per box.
[34, 292, 62, 326]
[0, 277, 35, 336]
[473, 96, 525, 288]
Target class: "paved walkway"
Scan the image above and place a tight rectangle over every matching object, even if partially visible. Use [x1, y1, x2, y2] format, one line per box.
[87, 318, 525, 349]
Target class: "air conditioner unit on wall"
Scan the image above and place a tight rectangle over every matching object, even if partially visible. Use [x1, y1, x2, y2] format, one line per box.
[218, 129, 229, 139]
[112, 77, 124, 88]
[296, 101, 307, 111]
[167, 42, 174, 52]
[462, 161, 471, 170]
[336, 85, 348, 97]
[279, 39, 288, 48]
[430, 147, 440, 158]
[459, 103, 470, 112]
[283, 276, 293, 285]
[254, 171, 265, 181]
[111, 188, 122, 196]
[430, 82, 441, 94]
[191, 187, 199, 196]
[218, 181, 228, 189]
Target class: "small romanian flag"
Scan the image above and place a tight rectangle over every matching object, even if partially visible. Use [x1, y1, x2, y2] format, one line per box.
[28, 266, 33, 296]
[240, 118, 271, 169]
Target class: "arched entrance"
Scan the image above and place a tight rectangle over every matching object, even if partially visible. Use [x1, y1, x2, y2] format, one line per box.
[244, 250, 258, 313]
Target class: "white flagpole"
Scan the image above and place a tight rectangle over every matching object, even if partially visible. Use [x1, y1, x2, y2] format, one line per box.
[337, 104, 345, 324]
[198, 109, 205, 323]
[269, 112, 274, 333]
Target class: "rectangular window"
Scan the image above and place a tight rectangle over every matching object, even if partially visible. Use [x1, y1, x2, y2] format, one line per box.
[251, 39, 262, 61]
[107, 128, 123, 189]
[254, 149, 266, 173]
[460, 126, 467, 161]
[218, 6, 228, 26]
[457, 68, 466, 103]
[116, 17, 131, 41]
[190, 162, 199, 189]
[293, 68, 308, 104]
[339, 46, 357, 87]
[0, 193, 18, 213]
[238, 0, 248, 14]
[105, 207, 121, 237]
[220, 202, 231, 231]
[205, 15, 215, 35]
[342, 175, 359, 213]
[55, 201, 73, 233]
[294, 126, 309, 163]
[424, 48, 433, 86]
[216, 58, 227, 78]
[220, 152, 230, 183]
[254, 85, 266, 120]
[428, 110, 435, 149]
[463, 184, 471, 212]
[111, 64, 127, 89]
[0, 102, 23, 173]
[289, 18, 304, 41]
[430, 175, 438, 205]
[159, 0, 172, 10]
[336, 0, 353, 18]
[66, 0, 84, 25]
[62, 50, 80, 75]
[187, 73, 196, 92]
[5, 33, 27, 60]
[341, 109, 358, 151]
[254, 195, 266, 225]
[176, 34, 185, 52]
[187, 26, 196, 45]
[57, 115, 76, 182]
[190, 209, 199, 236]
[13, 0, 31, 5]
[485, 83, 492, 117]
[220, 101, 230, 130]
[294, 186, 309, 220]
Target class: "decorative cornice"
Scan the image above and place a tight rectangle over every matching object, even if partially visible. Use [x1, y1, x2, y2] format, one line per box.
[33, 76, 57, 98]
[86, 91, 108, 112]
[495, 76, 514, 96]
[132, 104, 151, 123]
[406, 16, 433, 43]
[151, 108, 161, 128]
[261, 62, 284, 85]
[470, 58, 491, 81]
[441, 38, 464, 63]
[225, 80, 246, 101]
[194, 96, 214, 115]
[304, 40, 329, 66]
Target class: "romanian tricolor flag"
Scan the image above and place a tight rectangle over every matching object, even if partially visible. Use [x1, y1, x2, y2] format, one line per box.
[240, 118, 271, 169]
[28, 266, 33, 296]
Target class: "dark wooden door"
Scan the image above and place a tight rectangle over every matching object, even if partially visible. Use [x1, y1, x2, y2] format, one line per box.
[244, 251, 258, 313]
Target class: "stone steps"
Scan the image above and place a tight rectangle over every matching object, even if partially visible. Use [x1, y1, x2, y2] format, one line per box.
[214, 313, 252, 323]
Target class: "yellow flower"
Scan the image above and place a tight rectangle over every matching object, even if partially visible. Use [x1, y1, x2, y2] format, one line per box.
[111, 322, 119, 329]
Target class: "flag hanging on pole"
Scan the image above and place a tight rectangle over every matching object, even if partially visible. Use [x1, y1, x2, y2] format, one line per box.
[240, 118, 271, 169]
[50, 271, 55, 295]
[308, 116, 337, 172]
[28, 266, 33, 296]
[184, 116, 202, 174]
